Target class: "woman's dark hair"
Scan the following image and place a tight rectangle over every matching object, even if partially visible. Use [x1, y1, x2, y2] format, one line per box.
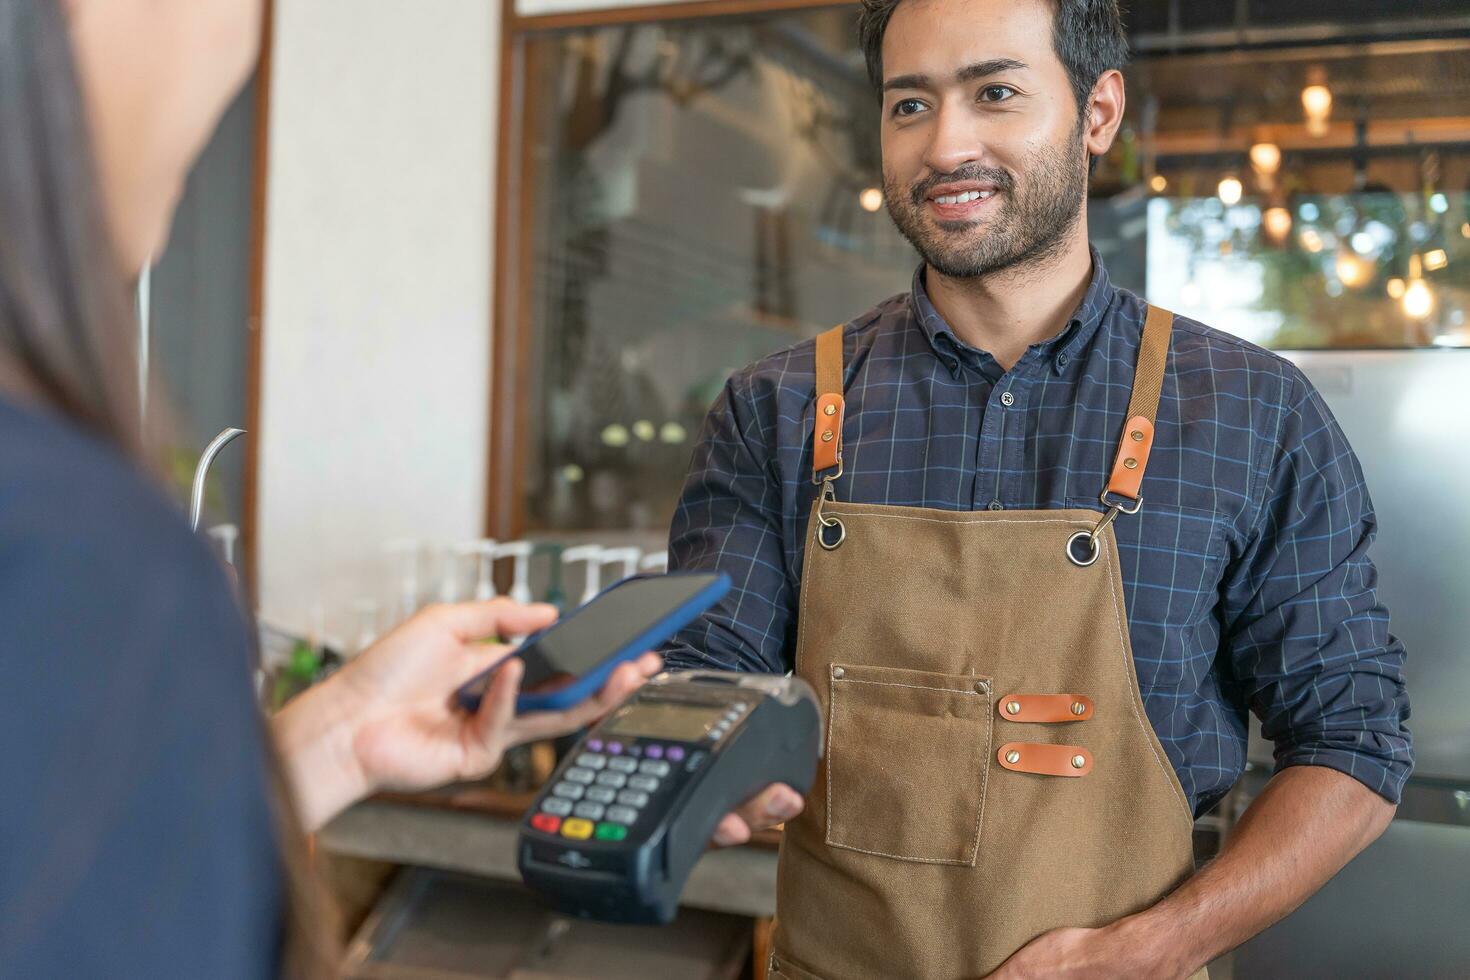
[0, 3, 337, 977]
[857, 0, 1130, 114]
[0, 0, 141, 452]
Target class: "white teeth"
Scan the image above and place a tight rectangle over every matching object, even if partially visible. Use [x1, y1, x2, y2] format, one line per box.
[934, 190, 994, 205]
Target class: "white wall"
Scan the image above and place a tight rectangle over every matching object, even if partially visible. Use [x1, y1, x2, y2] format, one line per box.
[257, 0, 498, 643]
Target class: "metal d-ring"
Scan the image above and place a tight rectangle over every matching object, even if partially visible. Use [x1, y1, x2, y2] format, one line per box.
[816, 478, 846, 551]
[1066, 491, 1144, 567]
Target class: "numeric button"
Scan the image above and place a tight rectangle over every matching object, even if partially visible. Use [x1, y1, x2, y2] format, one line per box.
[616, 790, 650, 808]
[551, 782, 585, 800]
[573, 801, 606, 821]
[564, 767, 596, 784]
[606, 805, 640, 825]
[595, 771, 628, 788]
[541, 797, 574, 817]
[585, 786, 616, 804]
[575, 753, 607, 770]
[628, 774, 660, 793]
[608, 756, 639, 774]
[638, 760, 670, 777]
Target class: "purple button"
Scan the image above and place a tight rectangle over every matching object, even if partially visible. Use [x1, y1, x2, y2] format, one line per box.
[587, 739, 604, 752]
[666, 746, 685, 762]
[646, 745, 664, 760]
[607, 742, 624, 755]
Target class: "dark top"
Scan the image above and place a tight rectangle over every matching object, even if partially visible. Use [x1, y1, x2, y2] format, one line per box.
[0, 398, 281, 978]
[663, 249, 1413, 817]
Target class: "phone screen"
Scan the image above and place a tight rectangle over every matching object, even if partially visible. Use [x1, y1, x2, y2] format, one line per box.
[460, 573, 723, 703]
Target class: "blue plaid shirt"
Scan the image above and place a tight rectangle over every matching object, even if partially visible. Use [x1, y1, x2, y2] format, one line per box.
[664, 250, 1412, 816]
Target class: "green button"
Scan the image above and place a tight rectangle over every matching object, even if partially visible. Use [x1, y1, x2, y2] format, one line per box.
[594, 822, 628, 841]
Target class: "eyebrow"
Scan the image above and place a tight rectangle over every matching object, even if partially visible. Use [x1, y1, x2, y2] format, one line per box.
[882, 58, 1030, 93]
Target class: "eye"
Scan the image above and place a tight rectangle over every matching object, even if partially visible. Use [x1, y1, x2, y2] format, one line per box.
[979, 85, 1017, 103]
[892, 98, 927, 118]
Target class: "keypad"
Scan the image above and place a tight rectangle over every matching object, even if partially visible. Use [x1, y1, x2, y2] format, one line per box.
[628, 774, 659, 793]
[573, 801, 606, 821]
[541, 797, 574, 817]
[605, 805, 640, 825]
[637, 759, 670, 777]
[575, 753, 607, 770]
[595, 771, 627, 788]
[551, 782, 585, 800]
[616, 790, 649, 808]
[564, 767, 596, 784]
[584, 786, 616, 804]
[608, 756, 639, 774]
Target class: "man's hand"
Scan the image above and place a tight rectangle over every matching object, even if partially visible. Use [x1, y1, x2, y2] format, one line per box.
[983, 919, 1182, 979]
[711, 783, 805, 845]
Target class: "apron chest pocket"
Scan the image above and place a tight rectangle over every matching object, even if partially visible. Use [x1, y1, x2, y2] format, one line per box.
[824, 662, 993, 865]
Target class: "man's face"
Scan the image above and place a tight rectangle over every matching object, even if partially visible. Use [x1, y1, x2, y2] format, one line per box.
[879, 0, 1090, 279]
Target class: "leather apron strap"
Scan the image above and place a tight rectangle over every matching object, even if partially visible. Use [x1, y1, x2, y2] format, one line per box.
[812, 325, 846, 483]
[1104, 304, 1174, 502]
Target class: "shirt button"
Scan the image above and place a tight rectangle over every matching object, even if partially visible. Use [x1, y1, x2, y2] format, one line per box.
[1057, 353, 1070, 368]
[1000, 391, 1015, 407]
[988, 500, 1004, 511]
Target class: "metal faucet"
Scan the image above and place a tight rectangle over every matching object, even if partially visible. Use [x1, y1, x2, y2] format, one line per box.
[190, 427, 246, 532]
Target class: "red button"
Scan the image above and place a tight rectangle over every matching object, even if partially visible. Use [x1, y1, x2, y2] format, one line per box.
[531, 813, 562, 834]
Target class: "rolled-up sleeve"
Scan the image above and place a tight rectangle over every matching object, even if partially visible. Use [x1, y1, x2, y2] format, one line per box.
[1223, 373, 1413, 802]
[662, 374, 794, 675]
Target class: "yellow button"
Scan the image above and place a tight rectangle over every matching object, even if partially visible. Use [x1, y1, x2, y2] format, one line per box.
[561, 818, 594, 840]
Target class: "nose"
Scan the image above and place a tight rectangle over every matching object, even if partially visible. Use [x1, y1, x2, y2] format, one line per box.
[920, 98, 986, 178]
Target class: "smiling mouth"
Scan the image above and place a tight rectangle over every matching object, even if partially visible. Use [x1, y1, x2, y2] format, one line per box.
[931, 189, 996, 205]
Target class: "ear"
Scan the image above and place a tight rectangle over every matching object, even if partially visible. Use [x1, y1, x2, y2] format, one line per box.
[1082, 69, 1126, 159]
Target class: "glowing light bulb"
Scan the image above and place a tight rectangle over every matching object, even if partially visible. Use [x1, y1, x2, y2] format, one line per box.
[859, 187, 884, 213]
[1403, 279, 1434, 320]
[1249, 143, 1282, 176]
[1386, 278, 1406, 300]
[1424, 249, 1448, 272]
[1335, 249, 1371, 288]
[1149, 174, 1168, 193]
[1217, 176, 1243, 206]
[1302, 84, 1332, 136]
[1263, 206, 1293, 242]
[1300, 228, 1324, 253]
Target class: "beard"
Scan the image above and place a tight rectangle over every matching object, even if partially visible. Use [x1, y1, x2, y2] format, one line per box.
[883, 118, 1088, 280]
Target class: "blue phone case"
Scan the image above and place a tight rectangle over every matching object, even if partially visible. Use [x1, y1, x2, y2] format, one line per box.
[455, 571, 731, 714]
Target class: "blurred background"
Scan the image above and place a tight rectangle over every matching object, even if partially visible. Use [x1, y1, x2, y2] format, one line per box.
[152, 0, 1468, 975]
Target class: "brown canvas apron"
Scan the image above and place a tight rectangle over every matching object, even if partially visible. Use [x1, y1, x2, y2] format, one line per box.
[769, 306, 1202, 980]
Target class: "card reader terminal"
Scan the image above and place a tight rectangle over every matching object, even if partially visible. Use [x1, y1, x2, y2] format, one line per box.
[518, 670, 821, 923]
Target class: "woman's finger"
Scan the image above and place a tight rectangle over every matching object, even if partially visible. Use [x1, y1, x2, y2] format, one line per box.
[469, 656, 523, 757]
[432, 599, 559, 643]
[508, 654, 662, 743]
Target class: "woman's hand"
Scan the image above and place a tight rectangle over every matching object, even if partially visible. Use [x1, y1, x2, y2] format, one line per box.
[272, 599, 662, 830]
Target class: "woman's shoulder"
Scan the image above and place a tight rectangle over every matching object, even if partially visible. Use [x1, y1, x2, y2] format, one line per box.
[0, 397, 214, 572]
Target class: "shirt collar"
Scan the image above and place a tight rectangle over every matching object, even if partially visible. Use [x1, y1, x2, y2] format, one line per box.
[909, 246, 1117, 377]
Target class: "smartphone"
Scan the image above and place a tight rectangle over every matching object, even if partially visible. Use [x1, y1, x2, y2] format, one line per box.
[455, 571, 731, 714]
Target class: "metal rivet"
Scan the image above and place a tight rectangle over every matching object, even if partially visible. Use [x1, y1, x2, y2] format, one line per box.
[1131, 429, 1144, 441]
[1071, 755, 1086, 769]
[823, 404, 837, 416]
[974, 680, 990, 694]
[1006, 700, 1022, 715]
[821, 430, 834, 442]
[1071, 701, 1086, 716]
[832, 666, 845, 679]
[1005, 750, 1021, 764]
[1124, 457, 1138, 469]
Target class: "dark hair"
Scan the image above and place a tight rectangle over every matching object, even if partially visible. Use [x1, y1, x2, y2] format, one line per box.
[0, 0, 141, 453]
[0, 4, 337, 977]
[857, 0, 1130, 114]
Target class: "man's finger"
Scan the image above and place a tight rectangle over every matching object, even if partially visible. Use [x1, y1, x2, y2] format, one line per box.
[433, 599, 559, 642]
[733, 783, 804, 832]
[711, 813, 751, 847]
